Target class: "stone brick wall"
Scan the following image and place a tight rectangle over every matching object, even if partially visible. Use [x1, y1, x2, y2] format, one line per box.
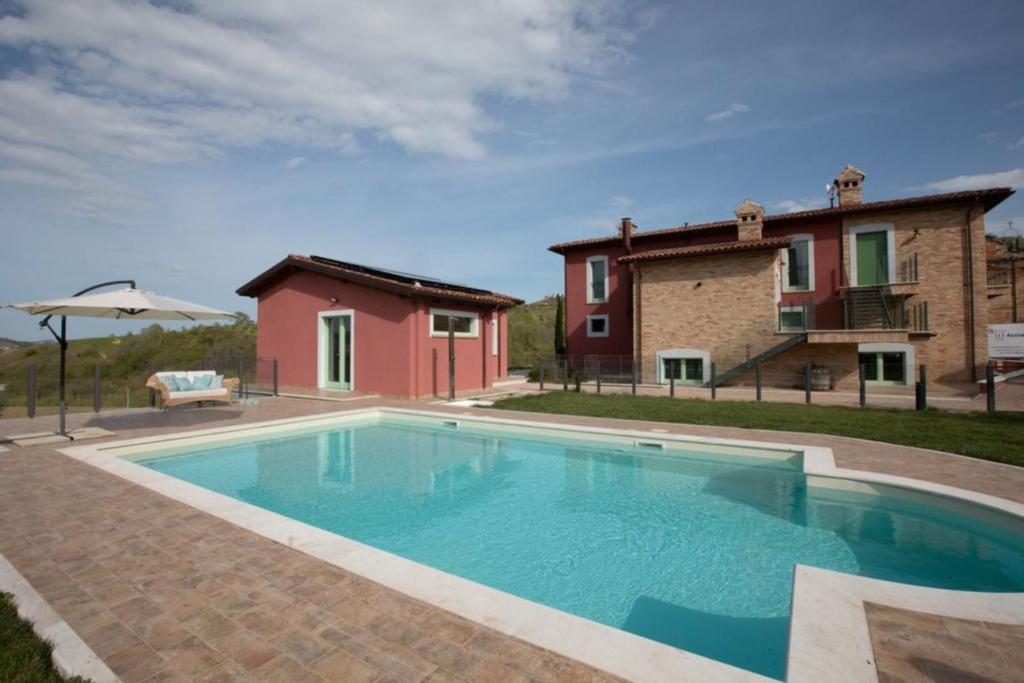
[635, 250, 780, 376]
[844, 202, 988, 387]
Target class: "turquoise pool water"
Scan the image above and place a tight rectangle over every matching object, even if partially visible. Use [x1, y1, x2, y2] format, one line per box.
[136, 417, 1024, 679]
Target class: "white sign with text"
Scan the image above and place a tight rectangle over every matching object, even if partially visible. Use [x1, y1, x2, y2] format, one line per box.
[988, 323, 1024, 358]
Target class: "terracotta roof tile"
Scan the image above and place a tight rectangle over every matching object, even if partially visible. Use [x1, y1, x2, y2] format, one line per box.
[618, 237, 793, 264]
[550, 187, 1014, 253]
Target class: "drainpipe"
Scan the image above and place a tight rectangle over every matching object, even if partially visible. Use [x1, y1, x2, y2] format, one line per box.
[965, 204, 977, 382]
[635, 266, 643, 378]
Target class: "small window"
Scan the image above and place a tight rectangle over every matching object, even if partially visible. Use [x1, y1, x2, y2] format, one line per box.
[779, 307, 807, 332]
[662, 358, 703, 384]
[858, 351, 907, 384]
[430, 309, 479, 338]
[587, 255, 609, 303]
[586, 315, 609, 338]
[781, 235, 813, 292]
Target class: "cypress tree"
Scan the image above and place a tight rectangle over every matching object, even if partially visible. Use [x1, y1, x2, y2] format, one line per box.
[554, 295, 566, 355]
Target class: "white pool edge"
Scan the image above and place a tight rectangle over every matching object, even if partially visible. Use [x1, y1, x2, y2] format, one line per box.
[59, 407, 1024, 683]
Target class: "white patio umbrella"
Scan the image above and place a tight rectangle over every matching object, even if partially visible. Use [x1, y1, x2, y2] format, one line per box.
[6, 279, 234, 437]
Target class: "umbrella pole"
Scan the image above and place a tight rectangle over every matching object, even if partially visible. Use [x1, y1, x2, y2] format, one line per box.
[59, 315, 68, 437]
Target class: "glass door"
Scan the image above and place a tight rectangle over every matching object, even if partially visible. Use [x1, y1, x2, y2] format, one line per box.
[856, 231, 889, 285]
[321, 314, 352, 390]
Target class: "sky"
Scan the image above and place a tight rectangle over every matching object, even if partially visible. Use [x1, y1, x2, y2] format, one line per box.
[1, 0, 1023, 341]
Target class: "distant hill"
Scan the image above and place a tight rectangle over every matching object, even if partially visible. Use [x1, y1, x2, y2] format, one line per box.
[0, 338, 33, 353]
[507, 296, 559, 368]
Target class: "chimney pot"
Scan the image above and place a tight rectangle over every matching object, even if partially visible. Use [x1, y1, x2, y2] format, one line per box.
[834, 164, 866, 206]
[735, 199, 764, 241]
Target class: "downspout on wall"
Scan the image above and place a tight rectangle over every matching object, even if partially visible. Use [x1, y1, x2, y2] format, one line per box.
[965, 204, 977, 382]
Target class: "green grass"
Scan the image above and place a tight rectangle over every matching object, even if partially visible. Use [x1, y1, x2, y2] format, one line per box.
[491, 392, 1024, 467]
[0, 593, 89, 683]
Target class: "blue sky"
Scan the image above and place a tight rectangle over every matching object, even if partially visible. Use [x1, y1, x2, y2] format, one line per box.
[1, 0, 1023, 341]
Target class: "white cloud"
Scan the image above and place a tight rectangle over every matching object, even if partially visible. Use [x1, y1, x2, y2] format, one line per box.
[1012, 137, 1024, 151]
[285, 156, 306, 169]
[609, 195, 633, 211]
[0, 0, 634, 218]
[705, 103, 750, 123]
[910, 168, 1024, 192]
[773, 197, 828, 213]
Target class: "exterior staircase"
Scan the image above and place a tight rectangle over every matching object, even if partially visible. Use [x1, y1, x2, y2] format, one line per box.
[845, 287, 893, 329]
[714, 333, 808, 386]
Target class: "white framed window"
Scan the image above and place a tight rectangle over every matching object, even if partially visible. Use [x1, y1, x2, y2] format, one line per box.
[655, 349, 710, 385]
[586, 255, 609, 303]
[781, 234, 814, 292]
[586, 314, 609, 338]
[779, 306, 807, 332]
[857, 342, 914, 385]
[430, 308, 479, 338]
[491, 319, 498, 356]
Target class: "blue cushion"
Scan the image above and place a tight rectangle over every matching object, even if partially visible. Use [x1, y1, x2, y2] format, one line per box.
[211, 375, 224, 389]
[161, 375, 180, 391]
[192, 375, 214, 390]
[176, 377, 194, 391]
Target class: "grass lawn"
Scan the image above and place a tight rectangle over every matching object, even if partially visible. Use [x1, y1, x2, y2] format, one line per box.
[0, 593, 88, 683]
[491, 392, 1024, 467]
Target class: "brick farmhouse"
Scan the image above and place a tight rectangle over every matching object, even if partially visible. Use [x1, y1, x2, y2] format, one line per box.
[550, 165, 1015, 392]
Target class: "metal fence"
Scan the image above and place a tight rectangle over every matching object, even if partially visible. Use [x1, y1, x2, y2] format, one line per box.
[0, 355, 279, 418]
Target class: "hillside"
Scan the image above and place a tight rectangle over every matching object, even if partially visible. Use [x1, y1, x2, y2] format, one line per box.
[0, 337, 31, 353]
[0, 315, 255, 414]
[507, 296, 559, 368]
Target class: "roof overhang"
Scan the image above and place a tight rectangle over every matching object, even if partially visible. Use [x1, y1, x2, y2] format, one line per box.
[551, 187, 1015, 255]
[618, 236, 793, 265]
[237, 255, 523, 308]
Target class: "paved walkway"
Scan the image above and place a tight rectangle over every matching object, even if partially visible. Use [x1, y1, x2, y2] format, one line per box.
[1, 397, 1022, 682]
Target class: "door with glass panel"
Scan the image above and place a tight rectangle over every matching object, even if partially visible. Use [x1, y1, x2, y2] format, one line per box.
[320, 314, 352, 390]
[856, 231, 889, 285]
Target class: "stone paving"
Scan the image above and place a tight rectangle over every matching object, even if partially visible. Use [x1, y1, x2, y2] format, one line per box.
[1, 396, 1023, 681]
[866, 603, 1024, 683]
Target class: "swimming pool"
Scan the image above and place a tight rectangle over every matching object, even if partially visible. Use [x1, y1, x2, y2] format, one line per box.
[117, 412, 1024, 680]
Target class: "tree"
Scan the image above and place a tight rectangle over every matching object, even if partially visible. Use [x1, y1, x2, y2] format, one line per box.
[554, 295, 566, 356]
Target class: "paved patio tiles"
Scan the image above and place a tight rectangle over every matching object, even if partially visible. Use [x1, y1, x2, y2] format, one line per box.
[1, 396, 1023, 681]
[866, 603, 1024, 683]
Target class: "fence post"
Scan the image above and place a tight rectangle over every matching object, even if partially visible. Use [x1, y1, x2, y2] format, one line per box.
[596, 362, 602, 394]
[804, 364, 812, 404]
[148, 363, 157, 407]
[27, 366, 36, 418]
[237, 359, 245, 400]
[631, 362, 637, 395]
[273, 358, 279, 396]
[448, 326, 456, 401]
[538, 358, 545, 391]
[986, 365, 996, 413]
[755, 361, 762, 401]
[563, 361, 569, 392]
[710, 362, 717, 400]
[915, 364, 927, 411]
[669, 365, 675, 398]
[93, 364, 101, 413]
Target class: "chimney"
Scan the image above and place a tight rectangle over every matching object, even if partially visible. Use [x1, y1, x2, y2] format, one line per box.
[619, 217, 636, 253]
[735, 199, 764, 241]
[834, 164, 865, 206]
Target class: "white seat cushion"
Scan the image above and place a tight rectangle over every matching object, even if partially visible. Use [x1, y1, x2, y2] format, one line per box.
[186, 370, 217, 381]
[168, 389, 228, 399]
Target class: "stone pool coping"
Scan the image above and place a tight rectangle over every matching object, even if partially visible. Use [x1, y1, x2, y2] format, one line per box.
[60, 406, 1024, 682]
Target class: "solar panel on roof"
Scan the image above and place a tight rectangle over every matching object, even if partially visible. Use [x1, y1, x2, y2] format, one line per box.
[308, 255, 494, 296]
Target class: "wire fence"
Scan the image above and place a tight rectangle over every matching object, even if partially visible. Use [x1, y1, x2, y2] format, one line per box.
[0, 355, 279, 418]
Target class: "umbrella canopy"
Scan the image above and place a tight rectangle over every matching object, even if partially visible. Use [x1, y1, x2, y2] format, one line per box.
[5, 280, 235, 437]
[8, 288, 233, 320]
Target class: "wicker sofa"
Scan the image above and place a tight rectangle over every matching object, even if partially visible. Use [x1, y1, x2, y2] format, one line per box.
[146, 371, 239, 408]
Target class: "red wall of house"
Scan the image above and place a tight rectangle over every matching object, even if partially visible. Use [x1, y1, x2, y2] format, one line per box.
[255, 270, 508, 397]
[766, 216, 844, 329]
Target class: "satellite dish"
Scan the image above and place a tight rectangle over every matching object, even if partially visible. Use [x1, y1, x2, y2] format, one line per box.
[826, 183, 834, 193]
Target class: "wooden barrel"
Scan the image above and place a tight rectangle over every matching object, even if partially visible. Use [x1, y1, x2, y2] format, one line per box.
[811, 366, 831, 391]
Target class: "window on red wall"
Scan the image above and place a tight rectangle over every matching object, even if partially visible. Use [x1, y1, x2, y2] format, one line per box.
[586, 255, 609, 303]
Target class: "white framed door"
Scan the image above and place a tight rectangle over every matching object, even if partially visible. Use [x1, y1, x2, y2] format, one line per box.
[318, 310, 354, 390]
